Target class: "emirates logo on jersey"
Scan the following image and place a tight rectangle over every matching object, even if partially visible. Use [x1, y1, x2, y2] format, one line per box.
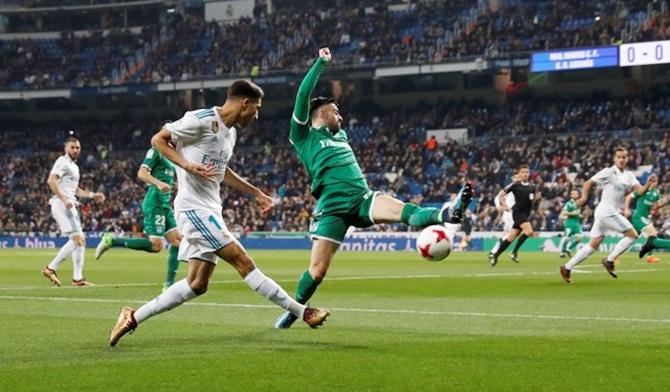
[211, 121, 219, 133]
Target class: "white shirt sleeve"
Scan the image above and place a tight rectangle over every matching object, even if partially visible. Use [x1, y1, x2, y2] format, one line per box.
[165, 112, 205, 144]
[590, 167, 612, 185]
[49, 156, 67, 178]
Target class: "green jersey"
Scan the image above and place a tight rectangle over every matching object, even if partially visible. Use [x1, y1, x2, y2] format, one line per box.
[289, 58, 369, 207]
[633, 188, 661, 219]
[562, 199, 582, 226]
[141, 147, 176, 207]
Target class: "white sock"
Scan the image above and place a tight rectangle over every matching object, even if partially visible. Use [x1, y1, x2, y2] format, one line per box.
[607, 237, 635, 262]
[72, 245, 85, 281]
[244, 268, 306, 318]
[565, 245, 596, 270]
[47, 239, 76, 270]
[558, 237, 568, 253]
[134, 278, 197, 324]
[490, 238, 501, 254]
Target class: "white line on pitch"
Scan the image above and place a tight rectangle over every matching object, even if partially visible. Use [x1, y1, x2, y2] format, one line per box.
[0, 268, 661, 291]
[0, 294, 669, 324]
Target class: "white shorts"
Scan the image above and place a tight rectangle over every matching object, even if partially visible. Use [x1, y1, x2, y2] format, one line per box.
[176, 209, 235, 264]
[502, 212, 514, 232]
[50, 198, 82, 235]
[590, 213, 634, 238]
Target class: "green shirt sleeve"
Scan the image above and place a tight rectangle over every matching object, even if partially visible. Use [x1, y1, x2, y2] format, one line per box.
[290, 58, 326, 145]
[141, 147, 159, 172]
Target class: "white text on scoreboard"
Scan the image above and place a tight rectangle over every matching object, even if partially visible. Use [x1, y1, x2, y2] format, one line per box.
[619, 40, 670, 67]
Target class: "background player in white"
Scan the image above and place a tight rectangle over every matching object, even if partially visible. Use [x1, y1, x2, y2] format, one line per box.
[42, 135, 105, 286]
[109, 80, 329, 346]
[494, 180, 516, 235]
[559, 147, 657, 283]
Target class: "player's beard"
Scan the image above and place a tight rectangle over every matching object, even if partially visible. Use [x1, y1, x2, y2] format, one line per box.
[68, 152, 80, 161]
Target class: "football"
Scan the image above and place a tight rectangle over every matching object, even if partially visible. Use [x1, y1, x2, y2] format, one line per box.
[416, 225, 452, 261]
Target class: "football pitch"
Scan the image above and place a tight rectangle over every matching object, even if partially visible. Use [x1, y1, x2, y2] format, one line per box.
[1, 249, 669, 391]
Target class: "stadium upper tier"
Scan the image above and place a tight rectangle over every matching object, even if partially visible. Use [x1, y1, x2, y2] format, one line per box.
[1, 0, 667, 89]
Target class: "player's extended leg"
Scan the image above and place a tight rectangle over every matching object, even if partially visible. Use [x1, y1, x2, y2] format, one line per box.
[109, 258, 211, 346]
[275, 238, 338, 329]
[568, 235, 582, 254]
[638, 225, 670, 258]
[370, 188, 472, 226]
[95, 233, 157, 259]
[489, 228, 520, 266]
[509, 222, 533, 262]
[163, 229, 182, 291]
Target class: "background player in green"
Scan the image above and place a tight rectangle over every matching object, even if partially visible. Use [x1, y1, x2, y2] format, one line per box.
[274, 47, 473, 328]
[625, 180, 670, 258]
[95, 147, 183, 290]
[559, 189, 583, 258]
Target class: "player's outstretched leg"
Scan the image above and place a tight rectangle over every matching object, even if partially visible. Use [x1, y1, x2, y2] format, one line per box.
[639, 235, 670, 258]
[96, 232, 156, 260]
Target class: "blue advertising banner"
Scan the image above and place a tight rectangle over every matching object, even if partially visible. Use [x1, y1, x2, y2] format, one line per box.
[0, 234, 483, 252]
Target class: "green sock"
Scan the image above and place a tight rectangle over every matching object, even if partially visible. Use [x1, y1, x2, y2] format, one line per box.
[295, 270, 321, 304]
[401, 203, 441, 227]
[569, 237, 579, 251]
[165, 245, 180, 285]
[123, 237, 154, 252]
[652, 237, 670, 249]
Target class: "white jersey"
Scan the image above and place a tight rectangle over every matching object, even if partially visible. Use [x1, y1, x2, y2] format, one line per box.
[165, 107, 236, 214]
[494, 192, 515, 210]
[49, 154, 80, 203]
[591, 165, 640, 218]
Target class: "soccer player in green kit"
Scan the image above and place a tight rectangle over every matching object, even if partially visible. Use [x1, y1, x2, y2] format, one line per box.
[275, 48, 473, 328]
[559, 190, 583, 258]
[626, 180, 670, 258]
[95, 146, 183, 290]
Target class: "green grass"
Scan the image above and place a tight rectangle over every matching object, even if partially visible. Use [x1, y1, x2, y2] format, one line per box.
[1, 248, 670, 391]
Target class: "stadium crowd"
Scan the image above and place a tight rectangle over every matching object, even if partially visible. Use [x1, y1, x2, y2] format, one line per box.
[1, 0, 668, 89]
[2, 99, 669, 236]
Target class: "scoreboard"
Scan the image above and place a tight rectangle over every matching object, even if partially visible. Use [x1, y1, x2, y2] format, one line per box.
[531, 46, 619, 72]
[530, 40, 670, 72]
[619, 40, 670, 67]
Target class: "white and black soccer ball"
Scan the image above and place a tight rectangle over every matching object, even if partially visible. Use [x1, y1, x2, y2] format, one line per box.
[416, 225, 452, 262]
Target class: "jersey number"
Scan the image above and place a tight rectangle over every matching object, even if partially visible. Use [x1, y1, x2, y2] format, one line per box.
[208, 215, 223, 230]
[155, 215, 166, 228]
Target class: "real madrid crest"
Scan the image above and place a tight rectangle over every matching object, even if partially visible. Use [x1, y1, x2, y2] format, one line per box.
[211, 121, 219, 133]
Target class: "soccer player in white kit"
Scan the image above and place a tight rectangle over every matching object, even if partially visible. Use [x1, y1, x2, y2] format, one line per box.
[109, 80, 329, 346]
[559, 147, 657, 283]
[42, 136, 105, 286]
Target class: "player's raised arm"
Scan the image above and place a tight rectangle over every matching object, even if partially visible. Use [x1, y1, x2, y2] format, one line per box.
[290, 48, 331, 143]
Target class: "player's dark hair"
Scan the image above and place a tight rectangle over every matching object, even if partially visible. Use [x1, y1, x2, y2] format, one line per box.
[517, 163, 529, 171]
[310, 96, 336, 117]
[613, 146, 627, 155]
[227, 80, 264, 100]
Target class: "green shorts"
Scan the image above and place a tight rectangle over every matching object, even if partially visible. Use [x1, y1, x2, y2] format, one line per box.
[564, 222, 582, 237]
[631, 215, 653, 232]
[143, 205, 177, 237]
[309, 190, 377, 244]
